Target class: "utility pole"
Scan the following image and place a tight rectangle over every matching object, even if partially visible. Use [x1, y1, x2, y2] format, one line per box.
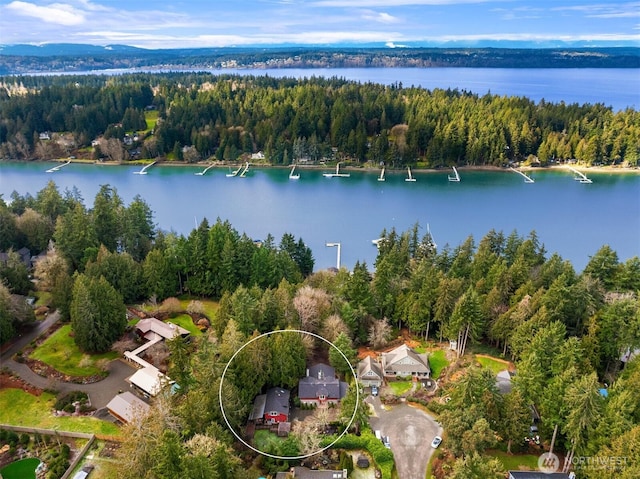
[325, 242, 341, 269]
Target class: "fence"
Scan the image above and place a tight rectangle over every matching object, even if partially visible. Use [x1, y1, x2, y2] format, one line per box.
[0, 424, 95, 479]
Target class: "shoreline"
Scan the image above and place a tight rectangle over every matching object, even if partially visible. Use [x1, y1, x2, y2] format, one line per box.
[4, 158, 639, 175]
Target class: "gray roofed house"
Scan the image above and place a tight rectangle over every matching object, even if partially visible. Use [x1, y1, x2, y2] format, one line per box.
[298, 363, 348, 406]
[275, 466, 348, 479]
[356, 356, 383, 388]
[381, 344, 430, 379]
[106, 391, 150, 424]
[135, 317, 190, 341]
[249, 387, 290, 424]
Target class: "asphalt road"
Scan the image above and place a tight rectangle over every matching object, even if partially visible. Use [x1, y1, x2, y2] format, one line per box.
[0, 312, 136, 409]
[367, 396, 442, 479]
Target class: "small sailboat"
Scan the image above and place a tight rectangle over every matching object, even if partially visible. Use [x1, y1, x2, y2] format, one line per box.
[323, 162, 350, 178]
[289, 165, 300, 180]
[448, 166, 460, 182]
[378, 167, 385, 182]
[405, 166, 416, 182]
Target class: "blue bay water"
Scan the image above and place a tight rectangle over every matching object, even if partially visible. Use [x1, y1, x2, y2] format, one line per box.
[1, 162, 638, 272]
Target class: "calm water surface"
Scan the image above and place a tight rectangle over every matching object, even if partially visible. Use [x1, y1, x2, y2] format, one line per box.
[1, 162, 638, 272]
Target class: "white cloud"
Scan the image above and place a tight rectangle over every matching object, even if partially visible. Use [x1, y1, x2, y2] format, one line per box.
[552, 2, 640, 19]
[361, 10, 400, 23]
[5, 1, 86, 25]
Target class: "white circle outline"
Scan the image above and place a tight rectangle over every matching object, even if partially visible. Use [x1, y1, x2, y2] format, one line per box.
[218, 329, 360, 460]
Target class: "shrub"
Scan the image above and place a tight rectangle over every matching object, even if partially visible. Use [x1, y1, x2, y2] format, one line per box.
[160, 297, 182, 317]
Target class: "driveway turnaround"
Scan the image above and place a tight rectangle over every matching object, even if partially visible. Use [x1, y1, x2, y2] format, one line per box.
[1, 313, 137, 409]
[367, 397, 442, 479]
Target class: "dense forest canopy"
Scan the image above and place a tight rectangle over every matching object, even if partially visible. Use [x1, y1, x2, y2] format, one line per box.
[0, 73, 638, 167]
[1, 181, 639, 478]
[0, 46, 638, 74]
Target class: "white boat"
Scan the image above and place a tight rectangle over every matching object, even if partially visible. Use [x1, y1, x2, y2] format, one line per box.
[405, 166, 416, 182]
[378, 167, 385, 182]
[323, 162, 350, 178]
[289, 165, 300, 180]
[133, 161, 156, 175]
[448, 166, 460, 182]
[239, 162, 250, 177]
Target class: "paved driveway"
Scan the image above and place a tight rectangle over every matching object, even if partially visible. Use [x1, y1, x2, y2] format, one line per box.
[367, 397, 442, 479]
[1, 312, 137, 409]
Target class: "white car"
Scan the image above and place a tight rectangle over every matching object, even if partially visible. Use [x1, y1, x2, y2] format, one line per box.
[431, 436, 442, 448]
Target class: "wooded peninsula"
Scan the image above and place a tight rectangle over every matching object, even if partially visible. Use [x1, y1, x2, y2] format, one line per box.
[0, 73, 638, 168]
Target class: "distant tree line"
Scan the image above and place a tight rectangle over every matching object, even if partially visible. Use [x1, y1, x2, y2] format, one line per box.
[1, 73, 638, 167]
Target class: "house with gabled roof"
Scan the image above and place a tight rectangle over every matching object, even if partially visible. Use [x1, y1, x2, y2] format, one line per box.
[106, 391, 150, 424]
[381, 344, 430, 379]
[135, 317, 189, 341]
[249, 387, 290, 424]
[298, 363, 348, 406]
[356, 356, 383, 388]
[275, 466, 348, 479]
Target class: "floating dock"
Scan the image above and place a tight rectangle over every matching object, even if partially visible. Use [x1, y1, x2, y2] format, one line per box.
[289, 165, 300, 180]
[45, 160, 71, 173]
[567, 166, 593, 184]
[509, 167, 535, 183]
[448, 166, 460, 182]
[133, 161, 156, 175]
[378, 167, 385, 182]
[239, 162, 250, 178]
[405, 166, 416, 182]
[226, 165, 242, 177]
[323, 162, 350, 178]
[195, 164, 215, 176]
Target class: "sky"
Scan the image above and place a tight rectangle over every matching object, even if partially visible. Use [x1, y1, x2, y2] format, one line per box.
[0, 0, 639, 49]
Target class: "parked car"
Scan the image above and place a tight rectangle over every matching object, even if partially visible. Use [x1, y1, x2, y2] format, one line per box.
[431, 436, 442, 448]
[371, 386, 379, 396]
[382, 436, 391, 448]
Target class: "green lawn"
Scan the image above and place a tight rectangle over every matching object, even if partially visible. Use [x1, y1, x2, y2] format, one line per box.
[177, 297, 219, 320]
[33, 291, 52, 308]
[0, 389, 121, 436]
[169, 314, 203, 336]
[144, 110, 158, 133]
[476, 355, 510, 374]
[29, 324, 118, 377]
[388, 381, 413, 396]
[487, 450, 540, 471]
[428, 350, 449, 380]
[253, 429, 284, 452]
[0, 457, 40, 479]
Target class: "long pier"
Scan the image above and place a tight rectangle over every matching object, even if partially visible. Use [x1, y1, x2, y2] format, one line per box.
[195, 164, 215, 176]
[239, 162, 250, 177]
[323, 162, 350, 178]
[45, 160, 70, 173]
[567, 166, 593, 183]
[448, 166, 460, 182]
[510, 167, 535, 183]
[378, 167, 385, 182]
[133, 161, 156, 175]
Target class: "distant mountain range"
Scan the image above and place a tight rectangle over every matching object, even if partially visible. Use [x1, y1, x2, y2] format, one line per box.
[0, 43, 638, 74]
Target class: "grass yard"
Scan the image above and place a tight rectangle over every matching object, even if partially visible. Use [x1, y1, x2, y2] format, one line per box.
[253, 429, 285, 452]
[428, 350, 449, 380]
[387, 381, 413, 396]
[34, 291, 52, 308]
[169, 314, 203, 336]
[476, 355, 510, 374]
[177, 297, 219, 320]
[488, 450, 540, 471]
[29, 324, 118, 377]
[0, 389, 121, 436]
[0, 457, 40, 479]
[144, 110, 158, 133]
